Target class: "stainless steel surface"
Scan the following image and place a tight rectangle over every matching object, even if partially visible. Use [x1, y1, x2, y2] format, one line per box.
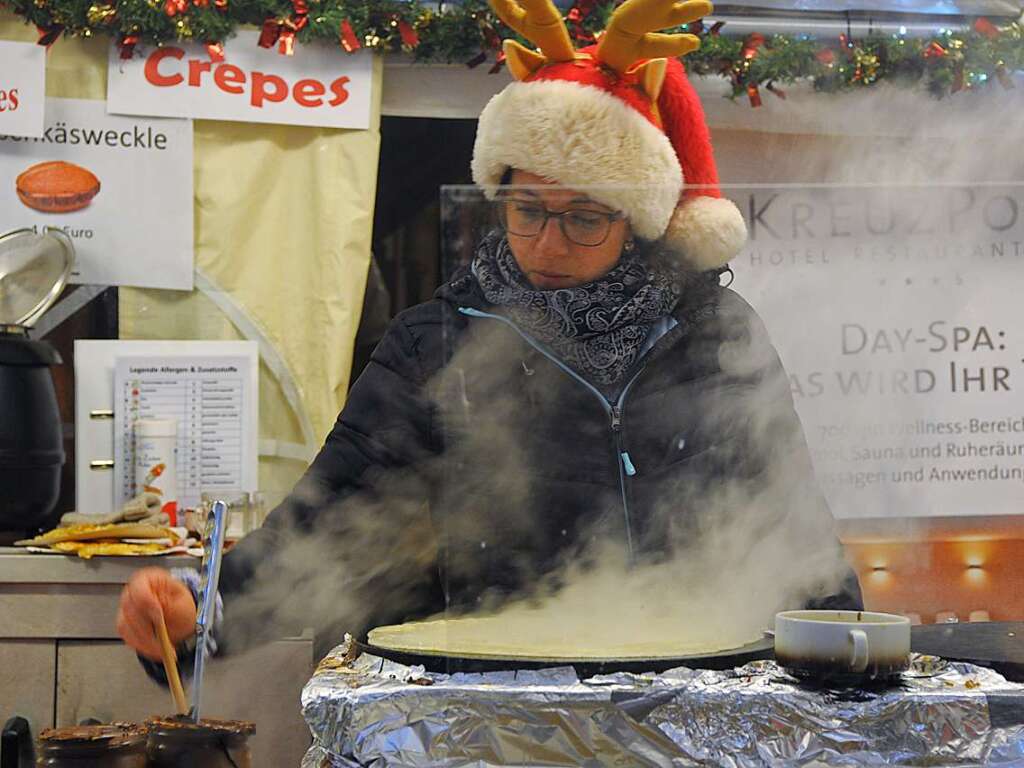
[0, 548, 191, 584]
[190, 499, 227, 722]
[0, 640, 56, 736]
[0, 550, 194, 638]
[302, 638, 1024, 767]
[0, 227, 74, 329]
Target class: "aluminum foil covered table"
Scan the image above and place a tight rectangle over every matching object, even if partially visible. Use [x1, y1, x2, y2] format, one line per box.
[300, 637, 1024, 767]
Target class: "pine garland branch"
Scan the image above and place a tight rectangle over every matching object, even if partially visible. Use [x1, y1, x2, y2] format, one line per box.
[1, 0, 1021, 100]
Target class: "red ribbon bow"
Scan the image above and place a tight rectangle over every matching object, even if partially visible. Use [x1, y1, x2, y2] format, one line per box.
[119, 33, 139, 59]
[741, 33, 765, 60]
[395, 16, 419, 48]
[339, 19, 360, 53]
[36, 24, 64, 48]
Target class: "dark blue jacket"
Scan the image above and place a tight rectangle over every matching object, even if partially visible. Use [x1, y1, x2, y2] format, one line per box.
[211, 268, 861, 658]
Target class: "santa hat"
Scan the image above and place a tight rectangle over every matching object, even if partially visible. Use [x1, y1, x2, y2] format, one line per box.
[472, 0, 747, 271]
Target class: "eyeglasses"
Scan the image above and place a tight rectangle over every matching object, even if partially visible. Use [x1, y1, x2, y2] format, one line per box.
[497, 198, 623, 247]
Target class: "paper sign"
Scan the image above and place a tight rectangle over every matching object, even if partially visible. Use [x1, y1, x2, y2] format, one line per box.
[0, 97, 193, 290]
[107, 31, 373, 129]
[0, 41, 46, 138]
[113, 348, 259, 511]
[732, 184, 1024, 520]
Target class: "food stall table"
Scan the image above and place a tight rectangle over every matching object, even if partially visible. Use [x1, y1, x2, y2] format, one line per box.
[301, 638, 1024, 767]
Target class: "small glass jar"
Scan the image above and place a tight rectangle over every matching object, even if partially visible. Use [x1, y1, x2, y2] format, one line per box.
[36, 723, 147, 768]
[145, 716, 254, 768]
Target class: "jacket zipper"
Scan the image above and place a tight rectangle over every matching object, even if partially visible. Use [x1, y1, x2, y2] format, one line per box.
[458, 307, 644, 563]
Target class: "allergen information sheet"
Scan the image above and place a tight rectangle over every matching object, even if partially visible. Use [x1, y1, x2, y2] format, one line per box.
[113, 354, 257, 509]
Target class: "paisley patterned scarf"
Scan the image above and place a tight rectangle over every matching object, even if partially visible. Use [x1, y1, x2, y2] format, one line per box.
[471, 231, 684, 390]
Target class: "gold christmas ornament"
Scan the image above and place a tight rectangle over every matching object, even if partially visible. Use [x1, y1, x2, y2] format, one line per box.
[86, 3, 117, 25]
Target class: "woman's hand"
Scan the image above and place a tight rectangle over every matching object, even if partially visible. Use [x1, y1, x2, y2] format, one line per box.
[116, 567, 197, 660]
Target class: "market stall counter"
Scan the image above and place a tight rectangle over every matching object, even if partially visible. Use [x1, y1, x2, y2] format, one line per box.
[301, 637, 1024, 767]
[0, 548, 314, 768]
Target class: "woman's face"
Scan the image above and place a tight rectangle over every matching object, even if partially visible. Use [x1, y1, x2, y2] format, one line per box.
[502, 169, 632, 290]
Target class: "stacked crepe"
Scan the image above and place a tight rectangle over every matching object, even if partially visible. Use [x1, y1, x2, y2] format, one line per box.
[15, 493, 192, 559]
[15, 522, 184, 559]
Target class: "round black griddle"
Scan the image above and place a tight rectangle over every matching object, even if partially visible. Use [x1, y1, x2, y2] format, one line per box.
[356, 635, 775, 677]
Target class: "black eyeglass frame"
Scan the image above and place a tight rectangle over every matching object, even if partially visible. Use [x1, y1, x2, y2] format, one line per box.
[495, 198, 624, 247]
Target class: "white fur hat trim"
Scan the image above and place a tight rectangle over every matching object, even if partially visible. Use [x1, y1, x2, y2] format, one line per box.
[472, 80, 682, 241]
[665, 196, 748, 270]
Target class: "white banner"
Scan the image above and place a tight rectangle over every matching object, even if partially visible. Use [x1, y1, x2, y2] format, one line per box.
[106, 31, 373, 129]
[0, 40, 45, 139]
[0, 98, 193, 290]
[732, 184, 1024, 520]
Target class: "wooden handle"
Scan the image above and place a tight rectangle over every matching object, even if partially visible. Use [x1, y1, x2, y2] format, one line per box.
[155, 611, 189, 715]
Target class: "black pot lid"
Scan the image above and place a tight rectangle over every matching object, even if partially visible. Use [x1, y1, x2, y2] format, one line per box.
[0, 227, 75, 329]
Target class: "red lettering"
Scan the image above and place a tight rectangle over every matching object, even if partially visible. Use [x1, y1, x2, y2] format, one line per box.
[328, 76, 350, 107]
[213, 64, 245, 95]
[250, 72, 288, 108]
[8, 89, 17, 111]
[0, 90, 8, 112]
[293, 79, 325, 108]
[144, 47, 185, 87]
[188, 59, 212, 87]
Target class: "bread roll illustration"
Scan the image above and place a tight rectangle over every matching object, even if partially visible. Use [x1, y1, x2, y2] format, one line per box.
[16, 160, 101, 213]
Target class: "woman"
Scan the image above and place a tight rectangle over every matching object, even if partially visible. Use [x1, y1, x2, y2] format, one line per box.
[118, 0, 861, 665]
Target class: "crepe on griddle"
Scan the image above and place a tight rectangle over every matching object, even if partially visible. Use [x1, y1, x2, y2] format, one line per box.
[369, 612, 760, 661]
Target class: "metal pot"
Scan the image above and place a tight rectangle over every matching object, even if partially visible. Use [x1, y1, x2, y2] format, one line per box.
[0, 227, 74, 534]
[35, 724, 147, 768]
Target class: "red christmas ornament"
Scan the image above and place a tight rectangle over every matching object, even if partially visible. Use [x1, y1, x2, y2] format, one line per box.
[741, 32, 764, 60]
[119, 33, 139, 59]
[973, 17, 1000, 39]
[815, 49, 835, 65]
[746, 82, 762, 107]
[164, 0, 187, 18]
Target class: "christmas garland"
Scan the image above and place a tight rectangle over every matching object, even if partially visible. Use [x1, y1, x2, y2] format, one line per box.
[3, 0, 1022, 102]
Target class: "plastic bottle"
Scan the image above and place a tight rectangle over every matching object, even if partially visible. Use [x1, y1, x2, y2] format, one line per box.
[134, 418, 178, 518]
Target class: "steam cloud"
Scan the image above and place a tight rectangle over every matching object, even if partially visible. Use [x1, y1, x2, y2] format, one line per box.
[217, 242, 851, 660]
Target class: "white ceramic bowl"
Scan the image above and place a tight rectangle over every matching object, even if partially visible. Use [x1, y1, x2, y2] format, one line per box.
[774, 610, 911, 681]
